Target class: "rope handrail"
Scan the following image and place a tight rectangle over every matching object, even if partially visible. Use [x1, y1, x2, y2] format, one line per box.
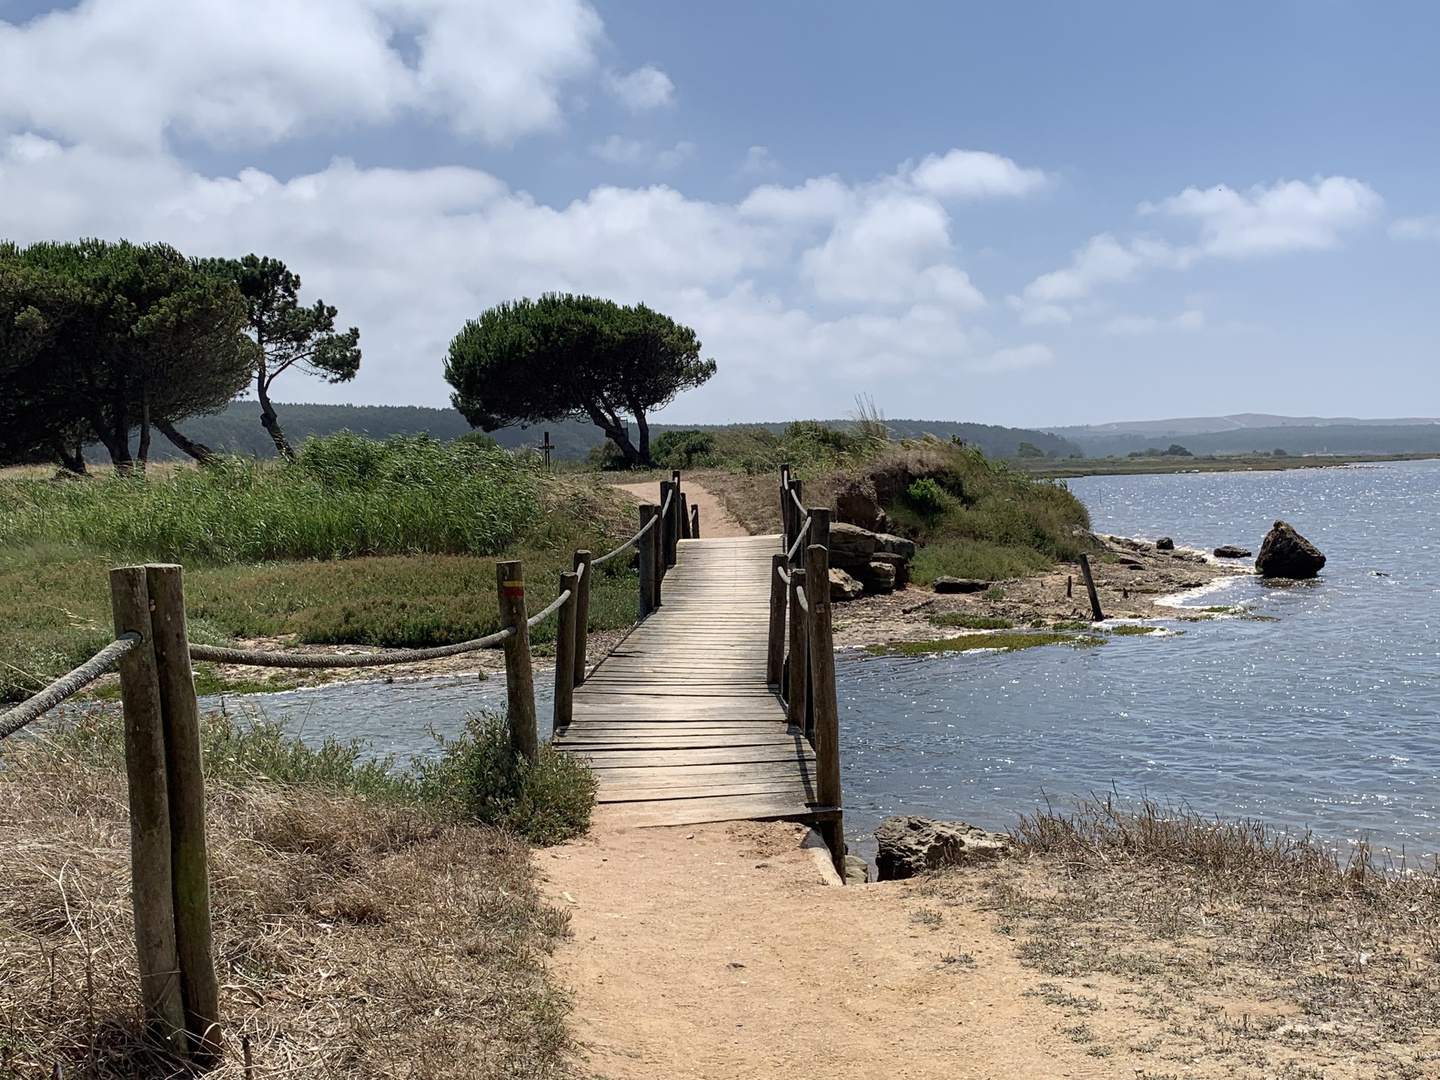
[795, 587, 809, 616]
[788, 485, 805, 515]
[592, 487, 674, 568]
[786, 515, 812, 562]
[0, 632, 142, 739]
[526, 586, 572, 628]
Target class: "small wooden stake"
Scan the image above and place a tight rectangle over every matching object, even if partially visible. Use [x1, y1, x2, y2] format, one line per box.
[572, 550, 592, 687]
[805, 542, 845, 878]
[1067, 575, 1073, 598]
[553, 569, 578, 733]
[786, 567, 808, 730]
[638, 505, 659, 617]
[1078, 554, 1104, 621]
[109, 567, 186, 1053]
[145, 565, 221, 1065]
[495, 561, 539, 763]
[766, 554, 787, 687]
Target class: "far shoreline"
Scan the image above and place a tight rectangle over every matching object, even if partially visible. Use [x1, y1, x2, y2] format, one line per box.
[1013, 449, 1440, 479]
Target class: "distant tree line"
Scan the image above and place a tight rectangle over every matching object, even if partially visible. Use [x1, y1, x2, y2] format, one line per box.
[0, 240, 359, 472]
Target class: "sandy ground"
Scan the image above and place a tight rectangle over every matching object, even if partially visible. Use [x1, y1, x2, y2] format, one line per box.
[610, 479, 751, 539]
[537, 815, 1114, 1080]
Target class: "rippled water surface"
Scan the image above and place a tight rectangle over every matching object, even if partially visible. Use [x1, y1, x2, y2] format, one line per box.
[222, 460, 1440, 862]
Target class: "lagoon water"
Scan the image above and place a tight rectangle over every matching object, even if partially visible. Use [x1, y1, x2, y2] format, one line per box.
[217, 459, 1440, 863]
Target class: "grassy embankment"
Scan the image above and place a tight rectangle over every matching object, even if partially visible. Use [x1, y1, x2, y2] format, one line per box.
[0, 433, 641, 702]
[916, 798, 1440, 1076]
[0, 705, 592, 1078]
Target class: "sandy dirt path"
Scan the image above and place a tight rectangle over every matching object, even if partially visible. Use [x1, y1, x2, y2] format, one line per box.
[609, 479, 752, 538]
[536, 814, 1111, 1080]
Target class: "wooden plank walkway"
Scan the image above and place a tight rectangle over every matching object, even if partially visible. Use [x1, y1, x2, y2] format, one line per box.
[555, 534, 831, 828]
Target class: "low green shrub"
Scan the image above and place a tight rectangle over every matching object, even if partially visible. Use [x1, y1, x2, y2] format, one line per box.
[929, 613, 1014, 630]
[419, 715, 596, 845]
[652, 429, 716, 469]
[911, 539, 1051, 584]
[904, 477, 947, 517]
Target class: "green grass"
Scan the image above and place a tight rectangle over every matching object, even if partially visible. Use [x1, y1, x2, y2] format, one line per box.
[911, 539, 1053, 584]
[0, 433, 539, 564]
[1109, 624, 1161, 636]
[928, 613, 1014, 630]
[867, 631, 1105, 656]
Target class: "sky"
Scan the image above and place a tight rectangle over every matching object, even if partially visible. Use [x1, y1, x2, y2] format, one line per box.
[0, 0, 1435, 428]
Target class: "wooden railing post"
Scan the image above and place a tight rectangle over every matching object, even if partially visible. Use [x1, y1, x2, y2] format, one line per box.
[804, 543, 845, 877]
[1078, 553, 1104, 621]
[787, 480, 804, 564]
[766, 554, 787, 688]
[780, 465, 792, 549]
[145, 565, 222, 1064]
[666, 475, 681, 567]
[786, 566, 808, 730]
[109, 567, 187, 1053]
[572, 550, 592, 687]
[680, 491, 690, 539]
[657, 480, 675, 571]
[690, 503, 700, 538]
[638, 505, 659, 617]
[808, 506, 831, 553]
[495, 561, 539, 763]
[553, 570, 578, 733]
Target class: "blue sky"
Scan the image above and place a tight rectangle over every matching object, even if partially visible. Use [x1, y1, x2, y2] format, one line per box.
[1, 0, 1435, 427]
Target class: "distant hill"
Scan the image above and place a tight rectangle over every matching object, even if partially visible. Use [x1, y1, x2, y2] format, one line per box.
[1050, 413, 1440, 441]
[126, 402, 1083, 463]
[1054, 424, 1440, 459]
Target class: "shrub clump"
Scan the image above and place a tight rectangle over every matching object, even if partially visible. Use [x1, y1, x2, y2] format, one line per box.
[420, 715, 597, 845]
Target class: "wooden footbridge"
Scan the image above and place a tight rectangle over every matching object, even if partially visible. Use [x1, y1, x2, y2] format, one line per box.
[552, 471, 845, 861]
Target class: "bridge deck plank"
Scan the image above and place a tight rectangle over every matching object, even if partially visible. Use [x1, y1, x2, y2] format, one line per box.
[558, 533, 826, 827]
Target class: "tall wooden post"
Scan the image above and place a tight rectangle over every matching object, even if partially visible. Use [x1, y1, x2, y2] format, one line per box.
[658, 481, 676, 570]
[1078, 554, 1104, 621]
[780, 466, 793, 550]
[572, 550, 592, 687]
[679, 492, 690, 539]
[804, 543, 845, 877]
[109, 567, 186, 1053]
[553, 570, 578, 733]
[145, 565, 221, 1064]
[666, 480, 681, 567]
[638, 505, 659, 617]
[787, 481, 804, 563]
[786, 567, 808, 730]
[495, 561, 539, 763]
[690, 504, 700, 539]
[766, 554, 787, 688]
[808, 507, 831, 553]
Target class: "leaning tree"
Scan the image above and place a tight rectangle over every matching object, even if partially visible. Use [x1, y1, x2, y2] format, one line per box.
[444, 294, 715, 466]
[0, 239, 254, 472]
[198, 254, 360, 458]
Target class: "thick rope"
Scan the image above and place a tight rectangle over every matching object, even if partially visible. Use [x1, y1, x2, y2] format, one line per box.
[189, 626, 517, 669]
[786, 516, 812, 562]
[591, 486, 673, 567]
[0, 633, 142, 740]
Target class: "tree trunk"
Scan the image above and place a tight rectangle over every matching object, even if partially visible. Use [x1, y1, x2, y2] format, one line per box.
[256, 370, 293, 459]
[632, 406, 652, 465]
[584, 403, 641, 466]
[54, 440, 87, 476]
[91, 404, 134, 472]
[155, 419, 215, 464]
[136, 394, 151, 471]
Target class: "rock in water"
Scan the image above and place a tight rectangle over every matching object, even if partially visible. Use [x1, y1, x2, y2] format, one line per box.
[1214, 544, 1252, 559]
[874, 816, 1010, 880]
[1255, 520, 1325, 578]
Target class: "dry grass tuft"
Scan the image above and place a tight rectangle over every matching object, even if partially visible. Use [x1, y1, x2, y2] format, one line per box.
[0, 723, 576, 1078]
[921, 796, 1440, 1078]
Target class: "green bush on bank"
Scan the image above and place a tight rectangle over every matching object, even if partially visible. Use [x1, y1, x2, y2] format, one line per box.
[0, 432, 540, 564]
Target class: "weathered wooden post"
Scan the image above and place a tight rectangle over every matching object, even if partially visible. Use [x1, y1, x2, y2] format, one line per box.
[766, 554, 787, 688]
[638, 505, 658, 616]
[572, 550, 592, 687]
[780, 465, 793, 549]
[786, 566, 808, 730]
[495, 561, 539, 763]
[690, 503, 700, 539]
[1078, 554, 1104, 621]
[679, 492, 690, 539]
[804, 542, 845, 877]
[787, 480, 804, 563]
[808, 507, 831, 554]
[666, 476, 681, 567]
[145, 565, 221, 1064]
[109, 567, 186, 1052]
[658, 480, 676, 570]
[553, 570, 578, 733]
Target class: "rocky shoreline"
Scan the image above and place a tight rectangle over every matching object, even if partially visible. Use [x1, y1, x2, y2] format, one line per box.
[830, 533, 1254, 650]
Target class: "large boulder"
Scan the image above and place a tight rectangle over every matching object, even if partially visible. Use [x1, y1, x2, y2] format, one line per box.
[875, 533, 917, 560]
[1255, 520, 1325, 578]
[875, 816, 1010, 880]
[835, 488, 887, 533]
[828, 567, 865, 601]
[854, 559, 897, 593]
[827, 522, 879, 564]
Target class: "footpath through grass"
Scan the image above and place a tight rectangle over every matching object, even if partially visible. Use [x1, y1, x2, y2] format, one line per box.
[0, 433, 639, 701]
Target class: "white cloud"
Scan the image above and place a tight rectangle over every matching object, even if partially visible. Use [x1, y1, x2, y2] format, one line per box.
[910, 149, 1048, 200]
[602, 65, 675, 113]
[590, 137, 694, 169]
[1147, 176, 1382, 258]
[1103, 309, 1205, 336]
[0, 0, 603, 150]
[1015, 175, 1380, 324]
[969, 344, 1053, 373]
[1389, 214, 1440, 241]
[740, 145, 778, 176]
